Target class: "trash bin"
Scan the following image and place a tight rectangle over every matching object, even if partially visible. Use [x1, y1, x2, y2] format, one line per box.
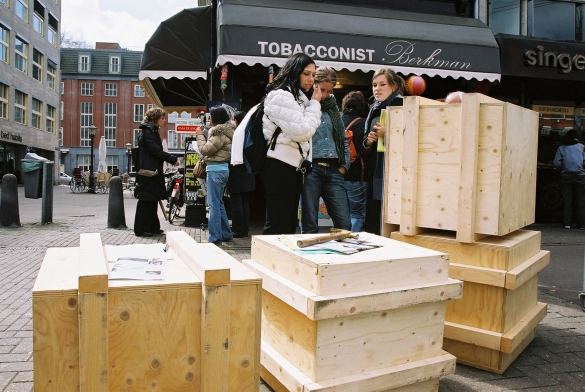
[21, 153, 49, 199]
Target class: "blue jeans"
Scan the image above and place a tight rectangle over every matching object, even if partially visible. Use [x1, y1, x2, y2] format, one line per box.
[207, 170, 233, 244]
[344, 180, 368, 232]
[301, 164, 351, 233]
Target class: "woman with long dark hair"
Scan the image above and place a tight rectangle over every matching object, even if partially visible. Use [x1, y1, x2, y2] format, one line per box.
[261, 53, 322, 234]
[362, 68, 405, 234]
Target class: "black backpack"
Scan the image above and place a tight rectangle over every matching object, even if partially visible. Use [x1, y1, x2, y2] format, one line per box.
[243, 101, 282, 174]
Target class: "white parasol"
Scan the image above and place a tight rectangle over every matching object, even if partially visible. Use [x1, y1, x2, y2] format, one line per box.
[162, 138, 170, 172]
[97, 136, 107, 172]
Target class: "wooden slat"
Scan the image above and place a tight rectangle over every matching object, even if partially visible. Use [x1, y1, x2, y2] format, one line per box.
[500, 302, 546, 354]
[78, 233, 108, 293]
[443, 321, 502, 351]
[261, 341, 314, 392]
[505, 250, 550, 290]
[449, 262, 506, 287]
[382, 107, 400, 237]
[386, 107, 405, 226]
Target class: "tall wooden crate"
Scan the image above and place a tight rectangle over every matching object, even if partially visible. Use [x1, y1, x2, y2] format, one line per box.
[32, 232, 261, 391]
[244, 234, 463, 391]
[383, 94, 539, 243]
[391, 230, 548, 374]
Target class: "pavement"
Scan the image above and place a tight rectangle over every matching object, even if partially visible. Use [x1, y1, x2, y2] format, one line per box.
[0, 184, 585, 391]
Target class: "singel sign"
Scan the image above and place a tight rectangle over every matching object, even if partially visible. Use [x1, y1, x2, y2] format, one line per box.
[175, 118, 203, 134]
[525, 45, 585, 74]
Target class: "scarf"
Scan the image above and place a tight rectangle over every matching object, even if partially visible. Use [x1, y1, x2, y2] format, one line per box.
[364, 90, 402, 135]
[320, 94, 346, 167]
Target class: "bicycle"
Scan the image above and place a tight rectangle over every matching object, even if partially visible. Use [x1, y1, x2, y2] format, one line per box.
[70, 168, 86, 193]
[165, 168, 185, 224]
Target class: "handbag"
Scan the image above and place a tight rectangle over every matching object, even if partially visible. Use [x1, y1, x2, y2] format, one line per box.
[135, 132, 159, 177]
[193, 158, 207, 179]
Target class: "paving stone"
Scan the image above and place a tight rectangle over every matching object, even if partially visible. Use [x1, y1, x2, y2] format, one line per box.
[551, 372, 585, 391]
[516, 365, 561, 387]
[536, 361, 583, 374]
[12, 371, 32, 382]
[4, 381, 33, 391]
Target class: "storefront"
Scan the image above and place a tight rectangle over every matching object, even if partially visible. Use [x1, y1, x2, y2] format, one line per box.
[494, 34, 585, 223]
[0, 128, 56, 184]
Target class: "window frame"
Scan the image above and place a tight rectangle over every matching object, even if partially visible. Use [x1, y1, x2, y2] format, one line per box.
[104, 102, 117, 147]
[33, 12, 43, 36]
[47, 62, 56, 90]
[16, 0, 28, 22]
[46, 104, 56, 134]
[134, 104, 144, 122]
[78, 54, 89, 72]
[133, 129, 140, 147]
[109, 56, 120, 74]
[0, 24, 8, 64]
[80, 102, 93, 147]
[0, 83, 7, 120]
[31, 98, 42, 130]
[14, 36, 28, 74]
[47, 25, 56, 47]
[14, 90, 27, 125]
[104, 83, 117, 96]
[80, 82, 94, 96]
[134, 85, 145, 97]
[32, 48, 43, 83]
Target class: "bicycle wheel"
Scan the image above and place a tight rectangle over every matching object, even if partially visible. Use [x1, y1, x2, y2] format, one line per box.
[168, 198, 176, 224]
[70, 181, 76, 193]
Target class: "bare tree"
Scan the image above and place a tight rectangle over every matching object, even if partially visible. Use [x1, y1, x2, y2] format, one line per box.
[60, 30, 92, 49]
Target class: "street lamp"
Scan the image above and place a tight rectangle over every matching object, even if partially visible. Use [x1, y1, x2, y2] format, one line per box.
[87, 124, 97, 193]
[125, 143, 132, 174]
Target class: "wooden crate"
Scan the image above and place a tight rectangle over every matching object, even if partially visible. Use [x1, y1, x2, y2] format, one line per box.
[245, 234, 462, 391]
[383, 94, 539, 243]
[33, 232, 261, 392]
[391, 229, 549, 373]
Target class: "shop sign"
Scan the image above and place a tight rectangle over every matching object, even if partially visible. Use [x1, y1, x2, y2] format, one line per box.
[0, 130, 23, 142]
[532, 105, 574, 115]
[175, 118, 203, 134]
[524, 46, 585, 74]
[575, 108, 585, 117]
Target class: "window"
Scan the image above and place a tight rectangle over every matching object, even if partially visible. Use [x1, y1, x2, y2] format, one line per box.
[0, 24, 8, 64]
[0, 83, 7, 119]
[78, 155, 90, 171]
[31, 98, 42, 129]
[79, 55, 89, 72]
[81, 82, 93, 96]
[109, 56, 120, 73]
[105, 83, 117, 96]
[488, 0, 520, 35]
[33, 13, 43, 35]
[529, 0, 576, 40]
[14, 37, 27, 73]
[32, 49, 43, 82]
[60, 81, 64, 95]
[16, 0, 28, 22]
[106, 155, 118, 172]
[80, 102, 93, 147]
[168, 130, 177, 148]
[104, 103, 116, 147]
[47, 62, 56, 89]
[134, 104, 144, 122]
[167, 111, 178, 124]
[133, 129, 140, 147]
[59, 127, 63, 146]
[48, 14, 58, 47]
[46, 105, 55, 133]
[0, 0, 7, 6]
[147, 104, 154, 111]
[134, 85, 145, 97]
[60, 101, 63, 120]
[14, 90, 27, 125]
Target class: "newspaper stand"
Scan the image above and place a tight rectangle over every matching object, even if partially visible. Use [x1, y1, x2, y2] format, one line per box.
[244, 234, 462, 391]
[32, 232, 261, 391]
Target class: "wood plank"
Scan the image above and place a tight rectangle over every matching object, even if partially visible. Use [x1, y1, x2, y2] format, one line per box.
[449, 262, 506, 287]
[503, 274, 539, 333]
[443, 321, 503, 351]
[501, 302, 546, 354]
[499, 329, 535, 373]
[505, 250, 550, 290]
[78, 233, 108, 293]
[446, 281, 505, 332]
[172, 240, 231, 285]
[260, 341, 316, 392]
[400, 96, 423, 235]
[456, 93, 481, 243]
[78, 292, 108, 392]
[386, 107, 404, 226]
[260, 365, 289, 392]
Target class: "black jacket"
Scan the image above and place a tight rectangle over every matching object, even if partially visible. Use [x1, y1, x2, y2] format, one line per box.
[134, 123, 178, 202]
[342, 112, 367, 182]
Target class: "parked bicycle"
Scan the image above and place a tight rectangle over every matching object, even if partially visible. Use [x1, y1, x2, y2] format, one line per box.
[165, 168, 185, 224]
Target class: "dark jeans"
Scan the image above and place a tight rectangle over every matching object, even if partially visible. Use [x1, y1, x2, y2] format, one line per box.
[134, 200, 160, 234]
[561, 174, 585, 228]
[301, 164, 351, 233]
[261, 158, 302, 235]
[230, 192, 250, 236]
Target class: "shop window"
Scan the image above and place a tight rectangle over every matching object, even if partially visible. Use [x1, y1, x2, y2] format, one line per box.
[134, 85, 145, 97]
[47, 61, 56, 90]
[32, 49, 43, 83]
[488, 0, 520, 35]
[109, 56, 120, 74]
[0, 24, 8, 64]
[81, 82, 93, 96]
[106, 155, 118, 172]
[78, 155, 90, 171]
[0, 83, 7, 120]
[14, 36, 27, 74]
[16, 0, 28, 22]
[134, 104, 144, 122]
[14, 90, 27, 125]
[105, 83, 117, 96]
[104, 102, 116, 147]
[80, 102, 93, 147]
[46, 104, 55, 133]
[31, 98, 42, 129]
[529, 0, 576, 40]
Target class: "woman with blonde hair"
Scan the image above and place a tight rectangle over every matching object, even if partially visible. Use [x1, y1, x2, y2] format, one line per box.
[362, 68, 404, 234]
[134, 107, 179, 237]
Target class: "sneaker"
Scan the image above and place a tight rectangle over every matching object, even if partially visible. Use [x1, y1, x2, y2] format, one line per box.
[564, 225, 571, 229]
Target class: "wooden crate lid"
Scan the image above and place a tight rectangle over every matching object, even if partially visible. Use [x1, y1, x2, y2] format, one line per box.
[33, 247, 79, 296]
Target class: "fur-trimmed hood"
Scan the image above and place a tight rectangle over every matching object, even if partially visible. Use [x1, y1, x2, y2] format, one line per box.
[196, 121, 235, 164]
[209, 122, 235, 139]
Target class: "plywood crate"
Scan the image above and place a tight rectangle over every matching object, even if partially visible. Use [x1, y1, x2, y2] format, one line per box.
[391, 229, 549, 373]
[32, 231, 261, 392]
[244, 234, 463, 391]
[383, 94, 539, 243]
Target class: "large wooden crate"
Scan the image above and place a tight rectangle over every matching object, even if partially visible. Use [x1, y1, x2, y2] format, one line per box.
[33, 231, 261, 392]
[383, 94, 539, 243]
[391, 229, 548, 373]
[244, 234, 463, 391]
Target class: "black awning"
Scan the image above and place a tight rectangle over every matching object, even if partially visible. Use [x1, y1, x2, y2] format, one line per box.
[217, 0, 500, 81]
[139, 6, 212, 109]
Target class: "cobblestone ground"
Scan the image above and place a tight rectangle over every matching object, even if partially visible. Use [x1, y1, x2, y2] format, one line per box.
[0, 185, 584, 391]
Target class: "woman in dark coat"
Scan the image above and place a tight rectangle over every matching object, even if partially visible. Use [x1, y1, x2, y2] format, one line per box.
[134, 108, 179, 237]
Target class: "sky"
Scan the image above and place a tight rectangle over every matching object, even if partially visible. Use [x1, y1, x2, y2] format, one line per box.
[61, 0, 199, 51]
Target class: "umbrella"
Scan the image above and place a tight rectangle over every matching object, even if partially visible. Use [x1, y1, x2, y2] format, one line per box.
[162, 138, 170, 173]
[97, 136, 107, 172]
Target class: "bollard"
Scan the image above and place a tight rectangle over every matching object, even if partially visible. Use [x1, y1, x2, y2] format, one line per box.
[0, 174, 21, 228]
[41, 161, 54, 224]
[107, 176, 127, 229]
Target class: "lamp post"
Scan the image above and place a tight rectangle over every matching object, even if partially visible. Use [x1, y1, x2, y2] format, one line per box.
[87, 124, 97, 193]
[125, 143, 132, 174]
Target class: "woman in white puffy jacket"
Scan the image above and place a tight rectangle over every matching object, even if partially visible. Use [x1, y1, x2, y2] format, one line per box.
[261, 53, 323, 234]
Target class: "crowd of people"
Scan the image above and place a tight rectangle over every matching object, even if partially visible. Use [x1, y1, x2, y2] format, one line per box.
[133, 53, 470, 242]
